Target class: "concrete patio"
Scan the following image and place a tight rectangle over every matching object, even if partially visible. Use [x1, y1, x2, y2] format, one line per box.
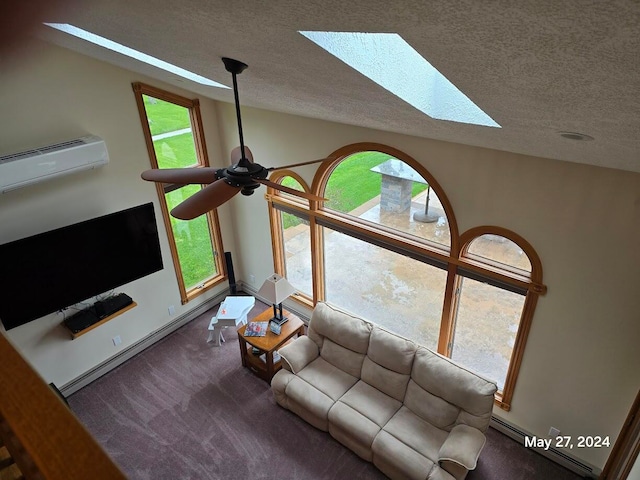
[281, 189, 527, 388]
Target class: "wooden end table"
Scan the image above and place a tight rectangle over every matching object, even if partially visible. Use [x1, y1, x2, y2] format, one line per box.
[237, 308, 305, 383]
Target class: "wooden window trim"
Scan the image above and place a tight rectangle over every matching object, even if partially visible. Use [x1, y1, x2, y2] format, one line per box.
[266, 171, 315, 308]
[310, 142, 460, 255]
[457, 226, 545, 410]
[132, 82, 226, 303]
[266, 144, 547, 411]
[459, 226, 544, 284]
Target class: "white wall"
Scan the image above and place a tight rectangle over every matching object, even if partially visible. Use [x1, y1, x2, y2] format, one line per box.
[2, 39, 639, 471]
[0, 40, 236, 388]
[217, 104, 640, 469]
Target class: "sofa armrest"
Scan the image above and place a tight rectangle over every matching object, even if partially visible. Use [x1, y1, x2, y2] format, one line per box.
[438, 424, 486, 478]
[277, 336, 319, 373]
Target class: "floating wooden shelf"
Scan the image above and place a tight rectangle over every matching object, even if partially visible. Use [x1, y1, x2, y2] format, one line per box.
[65, 302, 137, 339]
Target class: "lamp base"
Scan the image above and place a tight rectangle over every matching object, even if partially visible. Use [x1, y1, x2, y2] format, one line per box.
[270, 316, 289, 326]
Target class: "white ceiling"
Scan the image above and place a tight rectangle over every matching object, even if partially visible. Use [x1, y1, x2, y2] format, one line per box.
[31, 0, 640, 173]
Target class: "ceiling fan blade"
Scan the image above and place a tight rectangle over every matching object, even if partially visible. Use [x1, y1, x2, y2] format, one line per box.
[257, 178, 326, 202]
[141, 167, 218, 184]
[170, 179, 240, 219]
[267, 157, 332, 171]
[230, 145, 254, 165]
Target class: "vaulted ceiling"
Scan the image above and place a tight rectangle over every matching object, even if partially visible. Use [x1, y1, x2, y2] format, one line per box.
[19, 1, 640, 172]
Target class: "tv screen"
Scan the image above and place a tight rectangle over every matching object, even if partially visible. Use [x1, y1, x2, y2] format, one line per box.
[0, 202, 163, 330]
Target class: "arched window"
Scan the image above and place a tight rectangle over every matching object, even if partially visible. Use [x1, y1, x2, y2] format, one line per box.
[454, 227, 545, 408]
[316, 146, 457, 252]
[267, 171, 314, 302]
[266, 143, 545, 410]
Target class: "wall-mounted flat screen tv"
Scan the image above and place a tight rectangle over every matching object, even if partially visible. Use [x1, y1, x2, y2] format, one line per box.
[0, 202, 163, 330]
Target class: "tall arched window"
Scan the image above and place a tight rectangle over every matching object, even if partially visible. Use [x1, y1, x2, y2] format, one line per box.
[268, 171, 314, 301]
[266, 143, 545, 410]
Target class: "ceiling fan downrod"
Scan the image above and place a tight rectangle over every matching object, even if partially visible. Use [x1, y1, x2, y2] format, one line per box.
[222, 57, 250, 167]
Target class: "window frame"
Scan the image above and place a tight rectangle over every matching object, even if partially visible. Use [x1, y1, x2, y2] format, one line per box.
[132, 82, 226, 304]
[266, 142, 546, 411]
[267, 170, 316, 309]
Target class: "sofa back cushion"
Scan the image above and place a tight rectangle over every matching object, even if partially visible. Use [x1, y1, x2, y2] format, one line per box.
[407, 347, 497, 432]
[308, 303, 372, 378]
[361, 327, 417, 401]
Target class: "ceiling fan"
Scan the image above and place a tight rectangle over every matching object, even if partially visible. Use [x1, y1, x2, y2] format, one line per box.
[141, 57, 327, 220]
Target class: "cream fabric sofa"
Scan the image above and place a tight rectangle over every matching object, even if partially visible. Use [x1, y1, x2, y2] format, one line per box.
[271, 302, 497, 480]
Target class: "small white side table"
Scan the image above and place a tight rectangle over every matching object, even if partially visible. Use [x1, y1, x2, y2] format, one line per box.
[207, 296, 255, 346]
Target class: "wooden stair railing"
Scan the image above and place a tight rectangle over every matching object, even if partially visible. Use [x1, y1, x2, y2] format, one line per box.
[0, 333, 125, 480]
[0, 439, 23, 480]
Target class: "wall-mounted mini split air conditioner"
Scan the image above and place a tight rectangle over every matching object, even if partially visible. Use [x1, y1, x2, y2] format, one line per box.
[0, 135, 109, 193]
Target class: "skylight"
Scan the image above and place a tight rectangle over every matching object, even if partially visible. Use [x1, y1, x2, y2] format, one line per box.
[44, 23, 228, 88]
[299, 31, 500, 128]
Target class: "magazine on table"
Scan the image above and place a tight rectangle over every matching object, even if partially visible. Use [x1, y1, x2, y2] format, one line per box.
[244, 321, 268, 337]
[259, 351, 281, 364]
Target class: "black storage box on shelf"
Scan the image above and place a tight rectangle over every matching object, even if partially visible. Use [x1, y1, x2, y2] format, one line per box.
[64, 293, 133, 334]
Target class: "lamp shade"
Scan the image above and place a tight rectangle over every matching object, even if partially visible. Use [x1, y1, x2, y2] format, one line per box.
[257, 274, 296, 305]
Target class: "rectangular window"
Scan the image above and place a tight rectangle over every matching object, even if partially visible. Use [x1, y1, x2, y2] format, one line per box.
[280, 211, 313, 298]
[322, 226, 446, 350]
[133, 83, 225, 302]
[450, 276, 526, 389]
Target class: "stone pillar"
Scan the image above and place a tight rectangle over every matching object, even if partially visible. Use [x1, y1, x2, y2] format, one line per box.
[380, 174, 413, 213]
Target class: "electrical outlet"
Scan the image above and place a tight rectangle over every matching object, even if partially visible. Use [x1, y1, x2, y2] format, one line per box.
[168, 305, 176, 316]
[249, 274, 256, 286]
[549, 426, 561, 437]
[112, 335, 122, 346]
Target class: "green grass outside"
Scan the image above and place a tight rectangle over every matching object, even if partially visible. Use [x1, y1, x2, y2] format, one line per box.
[280, 151, 428, 229]
[147, 99, 216, 288]
[165, 185, 216, 289]
[144, 95, 191, 135]
[146, 95, 429, 284]
[153, 134, 198, 169]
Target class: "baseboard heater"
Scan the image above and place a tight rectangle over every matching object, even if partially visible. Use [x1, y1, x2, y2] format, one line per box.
[490, 416, 600, 478]
[60, 290, 228, 396]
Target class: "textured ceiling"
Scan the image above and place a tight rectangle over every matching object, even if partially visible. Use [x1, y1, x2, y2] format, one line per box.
[32, 0, 640, 172]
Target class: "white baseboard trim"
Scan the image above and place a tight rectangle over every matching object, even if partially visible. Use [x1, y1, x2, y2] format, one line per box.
[60, 290, 229, 396]
[491, 416, 600, 478]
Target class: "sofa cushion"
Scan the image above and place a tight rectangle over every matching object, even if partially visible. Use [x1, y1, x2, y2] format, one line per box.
[308, 302, 372, 354]
[361, 327, 416, 401]
[411, 347, 497, 431]
[404, 380, 459, 431]
[361, 357, 410, 402]
[367, 327, 417, 374]
[373, 431, 436, 480]
[381, 405, 449, 462]
[297, 356, 359, 402]
[328, 381, 402, 461]
[272, 356, 359, 431]
[320, 338, 366, 378]
[372, 405, 456, 480]
[272, 370, 334, 431]
[336, 380, 402, 427]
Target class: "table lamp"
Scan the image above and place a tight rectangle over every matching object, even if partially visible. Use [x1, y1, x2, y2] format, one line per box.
[257, 273, 296, 325]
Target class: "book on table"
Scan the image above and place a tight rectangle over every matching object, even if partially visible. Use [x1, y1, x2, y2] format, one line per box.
[259, 351, 281, 364]
[244, 321, 268, 337]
